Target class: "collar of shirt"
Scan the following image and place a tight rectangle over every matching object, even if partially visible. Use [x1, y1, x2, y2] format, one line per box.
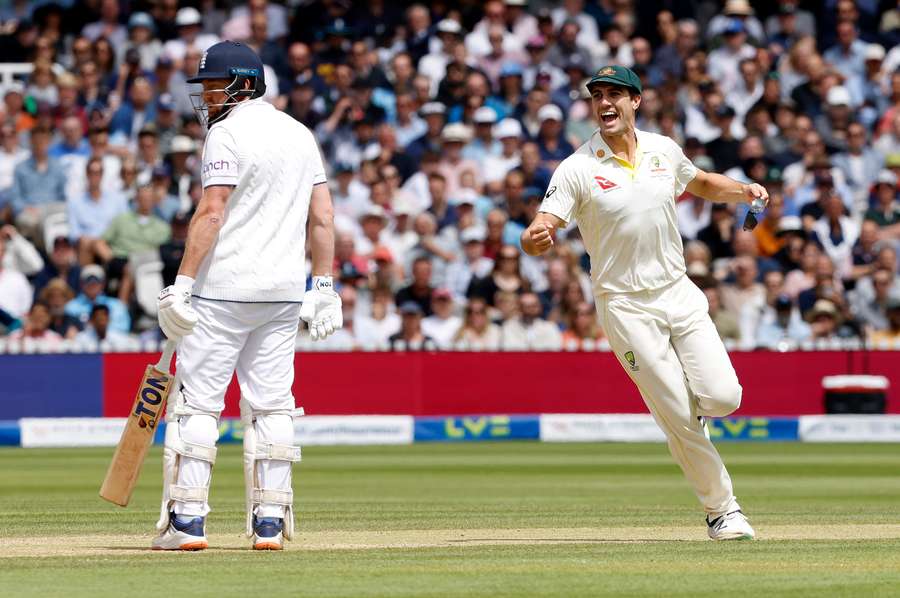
[588, 128, 645, 174]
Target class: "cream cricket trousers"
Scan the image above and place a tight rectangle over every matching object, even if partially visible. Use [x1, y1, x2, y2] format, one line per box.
[598, 275, 742, 517]
[172, 299, 301, 518]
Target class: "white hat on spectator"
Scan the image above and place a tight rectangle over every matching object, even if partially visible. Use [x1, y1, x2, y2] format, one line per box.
[436, 19, 463, 35]
[420, 101, 446, 116]
[362, 143, 382, 162]
[776, 215, 804, 235]
[3, 82, 25, 96]
[453, 188, 479, 206]
[875, 169, 898, 186]
[865, 44, 885, 61]
[494, 118, 522, 139]
[505, 0, 527, 5]
[537, 104, 564, 123]
[168, 135, 196, 154]
[175, 7, 202, 26]
[392, 196, 416, 216]
[473, 106, 498, 125]
[442, 123, 471, 143]
[460, 227, 487, 244]
[825, 86, 851, 107]
[360, 205, 388, 222]
[81, 264, 106, 283]
[723, 0, 754, 16]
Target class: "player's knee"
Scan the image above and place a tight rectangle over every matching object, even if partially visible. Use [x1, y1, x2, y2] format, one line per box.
[179, 413, 219, 446]
[703, 379, 742, 417]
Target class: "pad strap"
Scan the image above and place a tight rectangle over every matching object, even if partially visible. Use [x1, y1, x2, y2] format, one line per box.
[169, 484, 209, 503]
[171, 438, 218, 462]
[252, 488, 293, 506]
[255, 442, 302, 462]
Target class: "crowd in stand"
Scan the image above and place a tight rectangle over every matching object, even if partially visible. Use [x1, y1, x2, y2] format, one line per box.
[1, 0, 900, 352]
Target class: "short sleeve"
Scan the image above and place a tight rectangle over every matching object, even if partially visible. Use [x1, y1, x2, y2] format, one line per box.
[539, 158, 582, 225]
[666, 138, 698, 197]
[201, 127, 240, 188]
[308, 134, 327, 186]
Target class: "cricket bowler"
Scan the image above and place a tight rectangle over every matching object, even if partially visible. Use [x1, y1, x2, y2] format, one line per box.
[522, 66, 766, 540]
[153, 41, 341, 550]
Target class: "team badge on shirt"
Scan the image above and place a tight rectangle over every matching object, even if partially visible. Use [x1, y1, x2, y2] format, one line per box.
[649, 155, 669, 175]
[624, 351, 639, 371]
[594, 175, 619, 191]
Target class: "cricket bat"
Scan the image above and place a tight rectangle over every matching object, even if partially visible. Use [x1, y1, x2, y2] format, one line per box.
[100, 341, 177, 506]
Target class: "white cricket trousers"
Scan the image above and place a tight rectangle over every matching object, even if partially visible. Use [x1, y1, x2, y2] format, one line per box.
[597, 275, 742, 518]
[173, 298, 301, 518]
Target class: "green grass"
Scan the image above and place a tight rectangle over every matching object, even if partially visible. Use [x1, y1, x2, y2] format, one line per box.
[1, 442, 899, 597]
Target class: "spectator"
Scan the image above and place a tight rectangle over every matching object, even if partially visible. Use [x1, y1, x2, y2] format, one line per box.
[74, 303, 137, 351]
[453, 297, 502, 350]
[64, 264, 130, 333]
[5, 302, 64, 350]
[445, 227, 493, 302]
[67, 157, 127, 264]
[832, 122, 883, 210]
[421, 288, 462, 349]
[109, 77, 158, 147]
[704, 283, 741, 343]
[10, 126, 67, 246]
[356, 287, 401, 349]
[38, 277, 81, 340]
[811, 191, 860, 279]
[868, 298, 900, 345]
[851, 267, 900, 333]
[806, 298, 856, 341]
[561, 301, 604, 349]
[755, 294, 812, 349]
[389, 301, 437, 351]
[395, 256, 435, 316]
[468, 244, 527, 306]
[864, 170, 900, 229]
[535, 104, 574, 170]
[707, 20, 757, 97]
[163, 7, 219, 68]
[501, 291, 562, 350]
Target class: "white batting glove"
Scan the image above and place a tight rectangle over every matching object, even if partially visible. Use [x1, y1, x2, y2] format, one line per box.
[299, 276, 342, 341]
[157, 275, 199, 341]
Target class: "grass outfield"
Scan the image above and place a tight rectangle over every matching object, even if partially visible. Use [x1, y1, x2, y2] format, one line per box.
[1, 442, 899, 597]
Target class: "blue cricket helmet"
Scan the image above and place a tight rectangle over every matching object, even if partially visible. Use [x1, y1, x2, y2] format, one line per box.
[188, 40, 267, 126]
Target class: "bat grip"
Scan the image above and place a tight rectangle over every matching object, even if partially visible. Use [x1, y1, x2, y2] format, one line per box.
[155, 340, 177, 374]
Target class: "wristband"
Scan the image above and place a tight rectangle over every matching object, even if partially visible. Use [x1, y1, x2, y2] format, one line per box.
[312, 276, 334, 292]
[175, 275, 196, 288]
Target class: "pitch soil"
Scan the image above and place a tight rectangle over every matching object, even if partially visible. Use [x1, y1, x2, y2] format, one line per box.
[6, 524, 900, 558]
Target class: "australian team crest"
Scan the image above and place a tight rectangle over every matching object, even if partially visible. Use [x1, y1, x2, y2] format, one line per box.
[598, 66, 616, 76]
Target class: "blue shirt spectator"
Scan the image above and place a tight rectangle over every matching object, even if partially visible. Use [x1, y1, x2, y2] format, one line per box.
[10, 128, 67, 216]
[64, 265, 131, 333]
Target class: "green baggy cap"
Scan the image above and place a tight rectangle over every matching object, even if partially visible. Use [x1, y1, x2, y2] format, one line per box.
[586, 65, 642, 94]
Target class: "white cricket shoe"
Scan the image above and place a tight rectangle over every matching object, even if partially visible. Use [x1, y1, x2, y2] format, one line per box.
[252, 516, 284, 551]
[152, 512, 208, 551]
[707, 510, 755, 541]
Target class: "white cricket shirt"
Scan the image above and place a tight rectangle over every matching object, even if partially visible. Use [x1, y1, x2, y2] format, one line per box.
[539, 128, 697, 295]
[195, 99, 326, 302]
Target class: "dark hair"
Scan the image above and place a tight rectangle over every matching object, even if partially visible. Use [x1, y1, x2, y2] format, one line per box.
[90, 304, 110, 318]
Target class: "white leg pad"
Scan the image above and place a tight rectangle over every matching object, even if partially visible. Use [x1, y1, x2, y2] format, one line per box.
[156, 392, 218, 531]
[241, 399, 303, 540]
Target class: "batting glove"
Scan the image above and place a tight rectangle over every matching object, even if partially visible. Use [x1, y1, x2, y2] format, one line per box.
[299, 276, 342, 341]
[157, 275, 199, 341]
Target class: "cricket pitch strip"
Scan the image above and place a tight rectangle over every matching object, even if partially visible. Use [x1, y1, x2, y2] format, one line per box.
[4, 524, 900, 557]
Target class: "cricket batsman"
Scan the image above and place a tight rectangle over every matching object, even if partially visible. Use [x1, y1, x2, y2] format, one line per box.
[522, 66, 765, 540]
[152, 41, 341, 550]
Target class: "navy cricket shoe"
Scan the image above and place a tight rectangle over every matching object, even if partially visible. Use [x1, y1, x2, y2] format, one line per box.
[252, 515, 284, 550]
[152, 512, 208, 551]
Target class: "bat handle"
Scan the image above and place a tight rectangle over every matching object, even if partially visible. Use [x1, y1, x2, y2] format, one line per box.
[156, 340, 177, 374]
